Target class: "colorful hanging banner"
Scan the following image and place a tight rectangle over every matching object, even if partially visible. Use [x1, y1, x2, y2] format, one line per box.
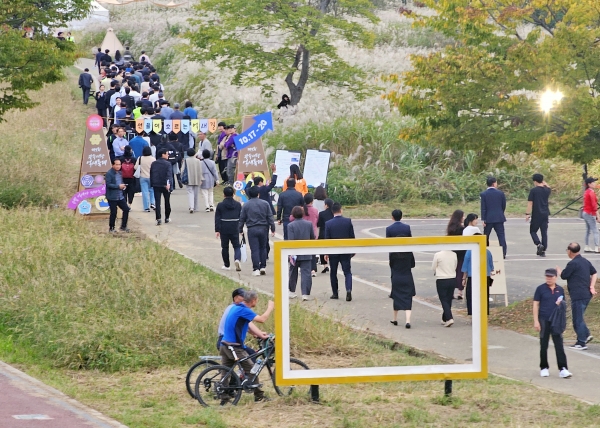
[135, 119, 144, 133]
[152, 119, 162, 133]
[181, 119, 190, 134]
[190, 119, 200, 133]
[172, 120, 181, 133]
[208, 119, 217, 133]
[144, 118, 152, 133]
[164, 120, 173, 134]
[200, 119, 208, 133]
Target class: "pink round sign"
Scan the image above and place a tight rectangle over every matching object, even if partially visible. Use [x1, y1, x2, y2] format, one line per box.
[86, 114, 104, 132]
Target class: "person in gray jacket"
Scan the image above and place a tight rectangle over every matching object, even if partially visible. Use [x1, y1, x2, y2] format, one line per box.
[105, 158, 130, 233]
[239, 187, 276, 276]
[287, 206, 315, 300]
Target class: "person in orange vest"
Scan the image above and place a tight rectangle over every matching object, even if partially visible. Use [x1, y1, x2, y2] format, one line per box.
[282, 164, 308, 195]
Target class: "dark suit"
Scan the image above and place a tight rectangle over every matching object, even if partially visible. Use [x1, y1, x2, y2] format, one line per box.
[317, 208, 334, 265]
[78, 72, 93, 105]
[277, 188, 304, 239]
[385, 221, 412, 238]
[288, 219, 315, 296]
[324, 216, 355, 295]
[480, 187, 507, 256]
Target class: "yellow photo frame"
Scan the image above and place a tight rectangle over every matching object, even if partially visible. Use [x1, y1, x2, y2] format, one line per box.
[274, 235, 488, 386]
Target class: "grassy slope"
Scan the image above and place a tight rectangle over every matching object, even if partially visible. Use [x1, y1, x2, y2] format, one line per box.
[1, 72, 600, 427]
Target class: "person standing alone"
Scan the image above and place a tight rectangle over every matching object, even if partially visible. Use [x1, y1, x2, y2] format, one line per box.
[557, 242, 597, 350]
[526, 174, 551, 256]
[105, 159, 130, 233]
[78, 68, 93, 105]
[480, 176, 507, 258]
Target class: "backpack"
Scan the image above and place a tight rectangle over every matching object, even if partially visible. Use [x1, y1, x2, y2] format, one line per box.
[121, 159, 135, 179]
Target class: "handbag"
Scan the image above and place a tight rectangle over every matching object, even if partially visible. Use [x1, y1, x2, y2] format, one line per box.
[181, 159, 189, 185]
[240, 234, 248, 263]
[133, 157, 141, 179]
[202, 159, 219, 187]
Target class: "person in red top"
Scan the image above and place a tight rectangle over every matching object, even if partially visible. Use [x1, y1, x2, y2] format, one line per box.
[582, 177, 599, 253]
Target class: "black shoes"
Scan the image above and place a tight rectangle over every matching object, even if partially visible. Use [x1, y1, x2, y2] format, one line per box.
[536, 244, 546, 256]
[390, 320, 398, 326]
[405, 323, 411, 329]
[346, 292, 352, 302]
[178, 180, 183, 188]
[321, 266, 329, 273]
[330, 294, 338, 300]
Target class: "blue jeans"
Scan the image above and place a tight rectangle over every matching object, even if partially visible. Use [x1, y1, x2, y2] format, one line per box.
[140, 177, 155, 210]
[571, 298, 591, 346]
[582, 212, 599, 247]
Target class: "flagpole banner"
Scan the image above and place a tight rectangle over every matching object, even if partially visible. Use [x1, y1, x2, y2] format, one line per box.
[172, 120, 181, 133]
[191, 119, 200, 133]
[181, 119, 190, 134]
[200, 119, 209, 133]
[208, 118, 217, 133]
[144, 118, 152, 133]
[164, 120, 173, 134]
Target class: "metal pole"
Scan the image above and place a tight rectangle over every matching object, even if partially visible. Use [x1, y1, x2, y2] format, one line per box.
[310, 385, 319, 402]
[444, 380, 452, 397]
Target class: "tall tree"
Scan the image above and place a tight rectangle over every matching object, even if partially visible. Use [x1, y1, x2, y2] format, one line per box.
[385, 0, 600, 166]
[186, 0, 378, 106]
[0, 0, 91, 120]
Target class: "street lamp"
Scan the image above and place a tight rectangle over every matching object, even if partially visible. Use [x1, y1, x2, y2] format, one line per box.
[540, 88, 563, 114]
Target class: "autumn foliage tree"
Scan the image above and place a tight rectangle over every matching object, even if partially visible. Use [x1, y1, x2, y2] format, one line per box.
[0, 0, 91, 121]
[385, 0, 600, 166]
[185, 0, 377, 106]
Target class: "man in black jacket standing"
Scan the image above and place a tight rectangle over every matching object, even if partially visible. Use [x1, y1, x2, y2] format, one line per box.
[78, 68, 93, 105]
[94, 48, 103, 74]
[276, 178, 304, 240]
[150, 149, 173, 226]
[480, 176, 507, 258]
[215, 186, 243, 272]
[240, 187, 276, 276]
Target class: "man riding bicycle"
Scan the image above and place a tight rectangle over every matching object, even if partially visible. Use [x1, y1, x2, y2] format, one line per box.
[220, 289, 274, 402]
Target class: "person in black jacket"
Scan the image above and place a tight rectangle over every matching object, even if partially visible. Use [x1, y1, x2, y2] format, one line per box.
[156, 136, 178, 192]
[215, 186, 243, 271]
[150, 149, 173, 225]
[246, 166, 278, 258]
[95, 84, 108, 126]
[78, 68, 93, 105]
[277, 94, 290, 109]
[276, 178, 304, 240]
[167, 132, 185, 188]
[317, 198, 334, 273]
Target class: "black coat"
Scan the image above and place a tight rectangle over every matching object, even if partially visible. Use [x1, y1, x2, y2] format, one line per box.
[317, 208, 334, 239]
[95, 92, 108, 110]
[215, 197, 242, 234]
[149, 158, 173, 187]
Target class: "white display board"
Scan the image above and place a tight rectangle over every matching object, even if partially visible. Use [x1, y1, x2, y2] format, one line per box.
[303, 149, 331, 188]
[274, 150, 301, 187]
[487, 244, 508, 306]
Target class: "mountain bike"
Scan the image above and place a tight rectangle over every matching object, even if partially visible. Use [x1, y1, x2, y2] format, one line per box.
[193, 335, 310, 406]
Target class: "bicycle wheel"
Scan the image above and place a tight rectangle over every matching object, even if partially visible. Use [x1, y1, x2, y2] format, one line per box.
[185, 359, 219, 399]
[194, 365, 242, 407]
[270, 358, 310, 396]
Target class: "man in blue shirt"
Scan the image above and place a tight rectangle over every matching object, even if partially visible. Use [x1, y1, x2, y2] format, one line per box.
[221, 290, 273, 402]
[533, 268, 571, 378]
[128, 131, 149, 158]
[183, 100, 198, 119]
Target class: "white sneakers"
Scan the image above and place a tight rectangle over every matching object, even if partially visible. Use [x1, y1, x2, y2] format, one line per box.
[289, 292, 297, 299]
[234, 260, 241, 272]
[221, 266, 231, 271]
[252, 270, 260, 276]
[444, 319, 454, 327]
[260, 268, 266, 275]
[302, 295, 309, 301]
[541, 368, 572, 378]
[559, 368, 572, 378]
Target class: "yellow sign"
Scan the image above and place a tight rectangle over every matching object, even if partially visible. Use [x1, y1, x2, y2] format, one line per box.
[274, 235, 489, 386]
[191, 119, 200, 133]
[208, 119, 217, 133]
[89, 134, 101, 146]
[152, 119, 162, 133]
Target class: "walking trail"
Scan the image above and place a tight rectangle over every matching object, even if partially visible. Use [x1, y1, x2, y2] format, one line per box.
[128, 189, 600, 405]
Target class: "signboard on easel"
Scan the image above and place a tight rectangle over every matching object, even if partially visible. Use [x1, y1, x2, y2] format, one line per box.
[273, 150, 301, 187]
[303, 149, 331, 188]
[67, 114, 112, 215]
[487, 242, 508, 306]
